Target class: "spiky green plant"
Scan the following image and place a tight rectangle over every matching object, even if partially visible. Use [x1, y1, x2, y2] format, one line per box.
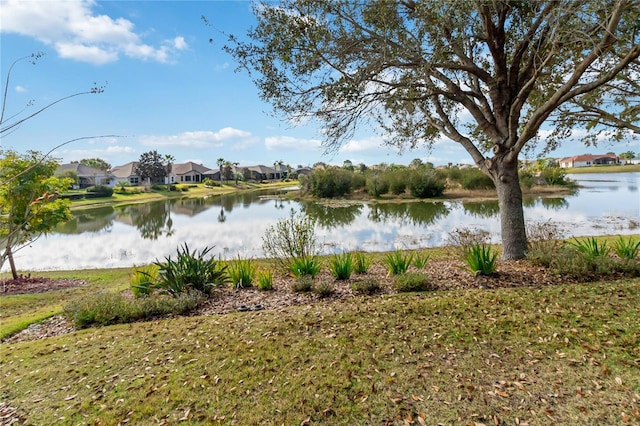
[570, 237, 610, 260]
[612, 236, 640, 260]
[413, 252, 430, 269]
[289, 255, 322, 278]
[353, 251, 371, 274]
[460, 244, 498, 276]
[385, 250, 414, 275]
[228, 256, 257, 288]
[256, 269, 274, 290]
[329, 252, 353, 280]
[154, 243, 228, 295]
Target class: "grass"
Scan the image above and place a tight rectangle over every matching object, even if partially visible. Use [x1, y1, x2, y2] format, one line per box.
[564, 164, 640, 174]
[1, 279, 639, 425]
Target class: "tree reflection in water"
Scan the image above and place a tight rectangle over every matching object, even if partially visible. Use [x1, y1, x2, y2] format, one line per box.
[300, 201, 363, 227]
[367, 202, 450, 226]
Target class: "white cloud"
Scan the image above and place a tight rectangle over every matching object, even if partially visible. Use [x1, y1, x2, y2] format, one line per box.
[265, 136, 322, 151]
[14, 85, 27, 93]
[339, 136, 385, 153]
[0, 0, 187, 64]
[139, 128, 254, 149]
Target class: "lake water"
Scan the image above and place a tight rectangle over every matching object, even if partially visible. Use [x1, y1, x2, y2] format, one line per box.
[5, 172, 639, 272]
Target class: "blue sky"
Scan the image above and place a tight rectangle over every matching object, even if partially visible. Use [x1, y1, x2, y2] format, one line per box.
[1, 0, 637, 170]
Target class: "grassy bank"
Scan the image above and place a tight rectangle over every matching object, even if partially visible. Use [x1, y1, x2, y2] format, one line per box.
[565, 164, 640, 174]
[2, 278, 639, 425]
[68, 181, 296, 210]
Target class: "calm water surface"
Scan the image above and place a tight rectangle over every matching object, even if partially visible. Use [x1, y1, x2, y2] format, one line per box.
[6, 172, 639, 271]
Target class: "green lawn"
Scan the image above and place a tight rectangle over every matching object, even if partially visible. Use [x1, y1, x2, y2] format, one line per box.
[565, 164, 640, 174]
[1, 278, 639, 425]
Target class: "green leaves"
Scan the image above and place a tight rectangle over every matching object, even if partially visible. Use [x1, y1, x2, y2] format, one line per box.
[460, 244, 498, 276]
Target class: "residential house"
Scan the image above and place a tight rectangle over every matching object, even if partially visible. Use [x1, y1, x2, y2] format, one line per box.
[111, 162, 142, 186]
[55, 163, 113, 188]
[170, 162, 216, 184]
[558, 154, 619, 168]
[243, 165, 276, 181]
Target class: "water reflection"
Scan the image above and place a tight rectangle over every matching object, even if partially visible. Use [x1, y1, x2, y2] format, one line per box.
[461, 200, 500, 218]
[301, 201, 364, 227]
[539, 197, 569, 210]
[10, 172, 639, 271]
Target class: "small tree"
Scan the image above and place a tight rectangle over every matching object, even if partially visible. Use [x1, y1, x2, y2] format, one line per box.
[0, 150, 73, 279]
[80, 158, 111, 172]
[217, 157, 225, 184]
[135, 151, 166, 188]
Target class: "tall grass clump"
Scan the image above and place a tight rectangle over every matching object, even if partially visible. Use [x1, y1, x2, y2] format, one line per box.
[460, 244, 498, 276]
[154, 243, 228, 295]
[256, 269, 273, 290]
[329, 252, 353, 280]
[570, 237, 610, 261]
[413, 252, 430, 269]
[385, 250, 414, 275]
[353, 251, 371, 274]
[228, 256, 257, 288]
[289, 255, 322, 278]
[448, 227, 498, 276]
[262, 210, 319, 271]
[612, 236, 640, 259]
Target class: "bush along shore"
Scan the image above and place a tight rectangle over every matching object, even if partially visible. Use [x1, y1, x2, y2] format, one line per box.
[1, 216, 639, 425]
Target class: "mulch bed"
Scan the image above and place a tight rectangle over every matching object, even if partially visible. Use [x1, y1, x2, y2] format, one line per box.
[1, 259, 572, 346]
[1, 275, 87, 295]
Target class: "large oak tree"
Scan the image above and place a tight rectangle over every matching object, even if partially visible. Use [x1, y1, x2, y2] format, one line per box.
[225, 0, 640, 259]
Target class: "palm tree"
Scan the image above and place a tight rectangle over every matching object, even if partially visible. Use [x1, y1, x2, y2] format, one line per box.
[164, 154, 175, 191]
[217, 158, 224, 184]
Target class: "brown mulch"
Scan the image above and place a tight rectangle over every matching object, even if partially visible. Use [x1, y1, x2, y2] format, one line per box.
[1, 258, 570, 346]
[1, 275, 87, 295]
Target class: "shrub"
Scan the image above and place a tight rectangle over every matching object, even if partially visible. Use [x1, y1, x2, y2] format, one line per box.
[540, 166, 569, 186]
[393, 272, 433, 292]
[256, 269, 274, 290]
[228, 256, 257, 288]
[154, 243, 229, 295]
[413, 252, 430, 269]
[447, 227, 491, 252]
[526, 221, 565, 267]
[64, 291, 205, 329]
[262, 210, 319, 271]
[460, 244, 498, 276]
[301, 168, 355, 198]
[329, 252, 353, 280]
[313, 281, 334, 297]
[519, 170, 535, 189]
[457, 168, 494, 190]
[612, 236, 640, 260]
[351, 278, 381, 295]
[408, 170, 446, 198]
[129, 264, 158, 297]
[366, 175, 390, 197]
[289, 255, 322, 278]
[85, 185, 113, 196]
[291, 276, 314, 292]
[385, 250, 414, 275]
[353, 251, 371, 274]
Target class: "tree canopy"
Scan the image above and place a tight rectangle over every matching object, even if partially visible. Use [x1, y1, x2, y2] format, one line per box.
[78, 158, 111, 172]
[135, 150, 167, 186]
[226, 0, 640, 259]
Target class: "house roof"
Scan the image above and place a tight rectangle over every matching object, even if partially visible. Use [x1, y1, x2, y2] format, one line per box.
[172, 162, 212, 176]
[55, 163, 108, 177]
[559, 154, 618, 163]
[111, 162, 138, 178]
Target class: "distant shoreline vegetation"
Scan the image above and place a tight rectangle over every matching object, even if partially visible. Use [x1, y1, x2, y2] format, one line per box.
[295, 163, 581, 201]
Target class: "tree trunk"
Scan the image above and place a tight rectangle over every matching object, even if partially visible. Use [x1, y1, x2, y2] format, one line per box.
[6, 245, 18, 280]
[494, 158, 528, 260]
